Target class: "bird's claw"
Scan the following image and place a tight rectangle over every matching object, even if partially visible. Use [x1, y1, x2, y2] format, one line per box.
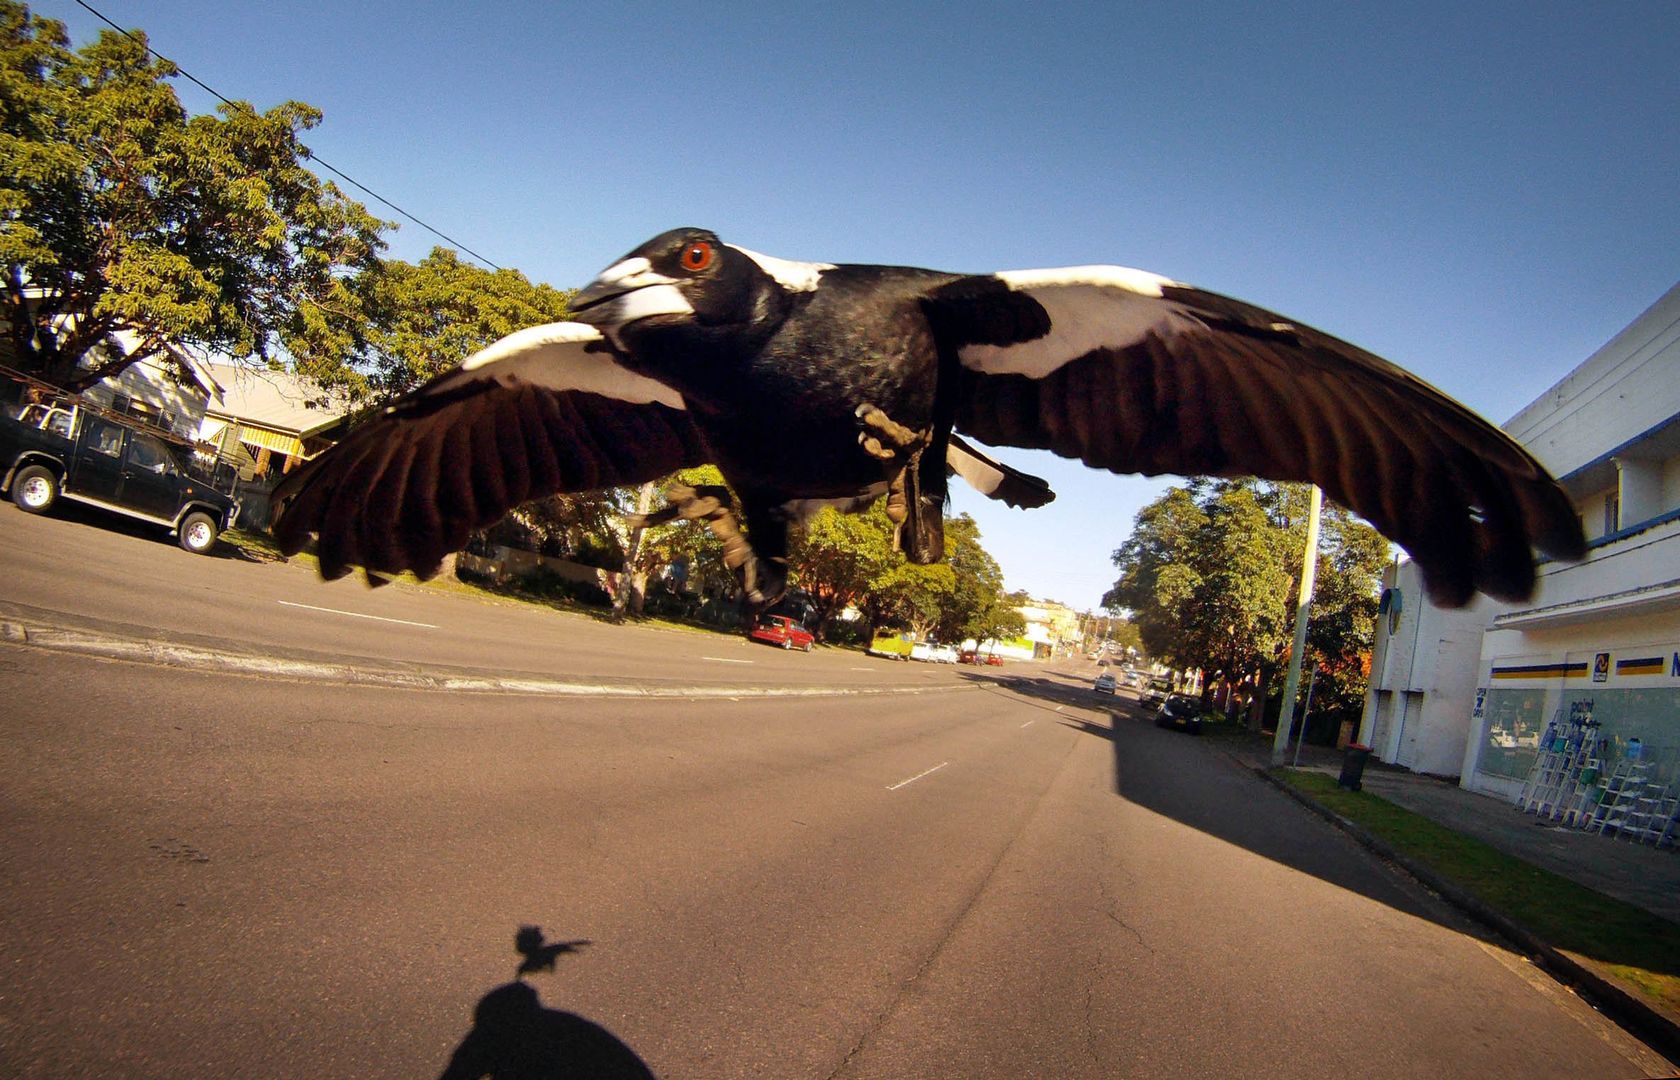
[634, 484, 787, 607]
[626, 485, 724, 529]
[855, 403, 929, 462]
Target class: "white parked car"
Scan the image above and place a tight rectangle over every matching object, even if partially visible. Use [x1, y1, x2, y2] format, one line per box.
[911, 642, 959, 663]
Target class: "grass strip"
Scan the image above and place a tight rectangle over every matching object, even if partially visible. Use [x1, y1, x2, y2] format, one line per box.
[222, 530, 755, 637]
[1277, 769, 1680, 1015]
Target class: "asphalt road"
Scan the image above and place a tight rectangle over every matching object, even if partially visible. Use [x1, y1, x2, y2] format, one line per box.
[0, 506, 1669, 1078]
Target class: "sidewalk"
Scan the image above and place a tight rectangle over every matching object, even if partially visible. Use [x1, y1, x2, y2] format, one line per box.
[1256, 740, 1680, 925]
[1228, 734, 1680, 1064]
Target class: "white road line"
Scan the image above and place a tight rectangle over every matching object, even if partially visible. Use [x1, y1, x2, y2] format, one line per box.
[1020, 720, 1034, 728]
[1055, 706, 1064, 712]
[702, 656, 755, 664]
[276, 600, 438, 629]
[887, 761, 949, 791]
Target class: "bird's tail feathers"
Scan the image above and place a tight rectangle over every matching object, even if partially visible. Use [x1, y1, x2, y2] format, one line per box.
[946, 434, 1056, 509]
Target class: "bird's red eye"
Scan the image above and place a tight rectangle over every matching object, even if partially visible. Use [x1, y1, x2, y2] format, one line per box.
[681, 241, 713, 272]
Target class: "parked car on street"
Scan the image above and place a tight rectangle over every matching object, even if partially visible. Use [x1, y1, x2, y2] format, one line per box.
[749, 614, 815, 651]
[910, 641, 958, 663]
[1138, 677, 1173, 711]
[1155, 693, 1205, 734]
[867, 630, 915, 661]
[2, 399, 239, 554]
[1093, 671, 1117, 695]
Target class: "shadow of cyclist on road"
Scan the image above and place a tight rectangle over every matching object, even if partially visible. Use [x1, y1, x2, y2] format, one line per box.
[438, 927, 655, 1080]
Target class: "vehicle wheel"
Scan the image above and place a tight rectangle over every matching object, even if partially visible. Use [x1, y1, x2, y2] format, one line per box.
[178, 511, 219, 554]
[782, 638, 792, 650]
[802, 641, 813, 652]
[11, 465, 57, 514]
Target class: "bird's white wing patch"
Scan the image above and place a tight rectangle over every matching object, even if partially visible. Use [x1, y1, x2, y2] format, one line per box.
[729, 245, 835, 292]
[958, 267, 1198, 379]
[448, 321, 685, 408]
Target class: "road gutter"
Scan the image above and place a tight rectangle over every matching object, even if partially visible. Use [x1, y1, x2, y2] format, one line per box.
[0, 617, 962, 702]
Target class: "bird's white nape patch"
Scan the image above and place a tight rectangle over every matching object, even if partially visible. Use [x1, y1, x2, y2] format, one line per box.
[958, 266, 1199, 380]
[729, 245, 834, 292]
[454, 321, 685, 408]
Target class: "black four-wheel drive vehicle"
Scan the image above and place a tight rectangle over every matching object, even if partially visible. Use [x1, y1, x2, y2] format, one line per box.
[2, 400, 240, 554]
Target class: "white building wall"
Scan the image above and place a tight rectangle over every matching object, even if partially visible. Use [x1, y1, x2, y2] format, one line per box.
[1361, 558, 1503, 776]
[1361, 282, 1680, 793]
[79, 352, 210, 436]
[1504, 284, 1680, 479]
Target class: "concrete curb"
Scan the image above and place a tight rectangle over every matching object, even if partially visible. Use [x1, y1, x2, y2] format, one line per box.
[0, 617, 957, 702]
[1257, 766, 1680, 1067]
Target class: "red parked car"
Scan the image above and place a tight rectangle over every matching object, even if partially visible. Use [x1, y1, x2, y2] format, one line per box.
[749, 615, 815, 652]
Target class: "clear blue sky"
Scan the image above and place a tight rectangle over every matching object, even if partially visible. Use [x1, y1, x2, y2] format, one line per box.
[44, 1, 1680, 610]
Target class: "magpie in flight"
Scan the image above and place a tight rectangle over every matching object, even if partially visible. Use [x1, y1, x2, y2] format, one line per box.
[272, 227, 1585, 608]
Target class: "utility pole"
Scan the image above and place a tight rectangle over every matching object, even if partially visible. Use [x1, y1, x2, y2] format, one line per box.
[1271, 485, 1323, 765]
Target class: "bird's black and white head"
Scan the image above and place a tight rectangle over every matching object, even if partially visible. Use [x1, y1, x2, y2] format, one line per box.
[570, 227, 832, 349]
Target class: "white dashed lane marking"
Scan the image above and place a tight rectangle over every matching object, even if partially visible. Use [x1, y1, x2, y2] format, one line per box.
[276, 600, 438, 629]
[887, 762, 950, 791]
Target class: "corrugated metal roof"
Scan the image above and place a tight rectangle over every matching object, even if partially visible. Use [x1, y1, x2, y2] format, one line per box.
[201, 364, 351, 438]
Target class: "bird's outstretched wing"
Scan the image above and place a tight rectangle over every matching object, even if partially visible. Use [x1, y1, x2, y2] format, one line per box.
[271, 322, 708, 580]
[923, 270, 1585, 605]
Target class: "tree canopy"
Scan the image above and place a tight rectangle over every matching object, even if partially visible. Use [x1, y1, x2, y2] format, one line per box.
[1105, 479, 1389, 730]
[792, 505, 1021, 644]
[0, 3, 1038, 648]
[341, 248, 574, 401]
[0, 3, 390, 390]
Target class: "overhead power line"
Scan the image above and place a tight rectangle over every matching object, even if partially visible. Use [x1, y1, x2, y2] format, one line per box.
[72, 0, 505, 271]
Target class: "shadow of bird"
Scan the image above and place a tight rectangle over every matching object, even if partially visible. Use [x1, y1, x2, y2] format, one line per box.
[515, 926, 590, 976]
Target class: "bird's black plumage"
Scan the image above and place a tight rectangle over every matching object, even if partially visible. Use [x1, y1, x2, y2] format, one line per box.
[272, 227, 1584, 608]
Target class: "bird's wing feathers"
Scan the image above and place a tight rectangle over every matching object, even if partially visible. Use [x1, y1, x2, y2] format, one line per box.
[925, 270, 1585, 605]
[271, 322, 707, 581]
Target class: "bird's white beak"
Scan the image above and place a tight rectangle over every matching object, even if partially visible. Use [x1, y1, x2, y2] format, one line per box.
[571, 257, 695, 326]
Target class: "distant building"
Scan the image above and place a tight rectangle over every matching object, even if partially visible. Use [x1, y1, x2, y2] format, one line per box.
[196, 363, 351, 482]
[1016, 598, 1080, 659]
[69, 331, 223, 437]
[1361, 283, 1680, 799]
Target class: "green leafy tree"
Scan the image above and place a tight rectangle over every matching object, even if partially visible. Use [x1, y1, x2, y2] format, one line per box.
[0, 4, 387, 390]
[935, 514, 1010, 644]
[347, 248, 574, 401]
[969, 596, 1027, 650]
[1103, 486, 1211, 662]
[793, 501, 900, 641]
[619, 467, 736, 616]
[1106, 479, 1385, 732]
[792, 507, 1018, 646]
[867, 556, 957, 642]
[1300, 504, 1391, 730]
